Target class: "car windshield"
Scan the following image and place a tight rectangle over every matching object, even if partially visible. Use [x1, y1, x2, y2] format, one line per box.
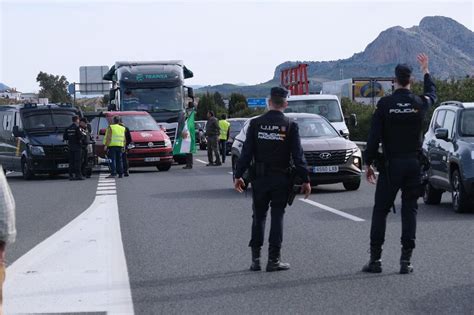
[294, 117, 340, 138]
[285, 100, 343, 122]
[229, 120, 246, 137]
[119, 115, 160, 131]
[121, 87, 183, 112]
[22, 111, 75, 130]
[460, 109, 474, 136]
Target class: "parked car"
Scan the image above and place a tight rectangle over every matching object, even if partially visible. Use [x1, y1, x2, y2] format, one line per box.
[195, 120, 207, 150]
[89, 111, 173, 171]
[231, 113, 362, 190]
[0, 103, 93, 179]
[226, 118, 248, 155]
[422, 101, 474, 212]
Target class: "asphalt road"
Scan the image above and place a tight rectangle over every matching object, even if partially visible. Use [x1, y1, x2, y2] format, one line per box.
[6, 150, 474, 314]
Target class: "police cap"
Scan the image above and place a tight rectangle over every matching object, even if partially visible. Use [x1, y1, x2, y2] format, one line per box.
[270, 87, 288, 99]
[395, 63, 413, 80]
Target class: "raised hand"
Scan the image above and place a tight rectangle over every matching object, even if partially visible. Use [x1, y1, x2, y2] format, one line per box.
[417, 53, 429, 74]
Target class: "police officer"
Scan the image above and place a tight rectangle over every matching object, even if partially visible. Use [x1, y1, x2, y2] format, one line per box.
[234, 87, 311, 272]
[119, 120, 132, 176]
[363, 53, 437, 274]
[64, 116, 84, 181]
[218, 114, 230, 163]
[79, 118, 93, 178]
[103, 116, 126, 178]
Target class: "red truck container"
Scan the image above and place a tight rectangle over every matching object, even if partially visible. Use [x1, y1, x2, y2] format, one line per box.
[88, 111, 173, 171]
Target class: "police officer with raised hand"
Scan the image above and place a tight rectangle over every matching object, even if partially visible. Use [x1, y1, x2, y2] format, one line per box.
[64, 115, 84, 181]
[363, 53, 437, 274]
[234, 87, 311, 272]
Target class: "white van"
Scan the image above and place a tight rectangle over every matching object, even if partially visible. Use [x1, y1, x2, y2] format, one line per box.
[285, 94, 351, 137]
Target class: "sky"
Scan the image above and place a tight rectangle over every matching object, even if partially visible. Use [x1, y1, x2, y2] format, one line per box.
[0, 0, 473, 93]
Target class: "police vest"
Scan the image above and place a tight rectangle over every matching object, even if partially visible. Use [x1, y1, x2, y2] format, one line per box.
[381, 91, 425, 156]
[108, 124, 126, 147]
[219, 120, 230, 140]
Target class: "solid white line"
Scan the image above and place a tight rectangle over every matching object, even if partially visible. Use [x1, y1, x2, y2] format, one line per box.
[299, 198, 365, 222]
[5, 188, 133, 313]
[195, 159, 207, 164]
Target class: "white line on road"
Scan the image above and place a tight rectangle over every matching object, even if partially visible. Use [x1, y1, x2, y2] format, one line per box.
[299, 198, 365, 222]
[228, 172, 233, 175]
[195, 159, 207, 164]
[98, 183, 116, 186]
[5, 176, 133, 314]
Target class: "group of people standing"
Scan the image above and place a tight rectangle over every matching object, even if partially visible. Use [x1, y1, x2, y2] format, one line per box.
[205, 111, 230, 166]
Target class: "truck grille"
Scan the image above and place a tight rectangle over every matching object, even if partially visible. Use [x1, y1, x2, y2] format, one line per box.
[304, 149, 356, 166]
[134, 141, 166, 148]
[127, 151, 171, 159]
[165, 128, 177, 144]
[43, 145, 69, 158]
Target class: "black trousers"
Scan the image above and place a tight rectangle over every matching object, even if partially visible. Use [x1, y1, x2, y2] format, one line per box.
[370, 157, 420, 250]
[219, 139, 227, 162]
[207, 136, 221, 164]
[249, 175, 289, 249]
[185, 153, 193, 167]
[122, 151, 129, 174]
[68, 148, 82, 178]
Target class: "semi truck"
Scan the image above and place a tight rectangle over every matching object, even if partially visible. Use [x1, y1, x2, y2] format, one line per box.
[102, 60, 194, 164]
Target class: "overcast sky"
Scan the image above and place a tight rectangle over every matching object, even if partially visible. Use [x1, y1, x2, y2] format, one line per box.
[1, 0, 472, 92]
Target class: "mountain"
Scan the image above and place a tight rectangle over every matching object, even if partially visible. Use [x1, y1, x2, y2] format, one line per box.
[197, 16, 473, 97]
[0, 83, 10, 92]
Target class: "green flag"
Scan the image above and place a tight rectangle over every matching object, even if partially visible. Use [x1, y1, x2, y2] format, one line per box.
[173, 110, 196, 155]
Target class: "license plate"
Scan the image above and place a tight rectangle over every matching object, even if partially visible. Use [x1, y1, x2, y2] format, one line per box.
[313, 166, 339, 173]
[144, 157, 160, 162]
[58, 163, 69, 169]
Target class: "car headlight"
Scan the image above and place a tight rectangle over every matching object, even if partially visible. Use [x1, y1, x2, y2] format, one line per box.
[165, 139, 172, 148]
[30, 145, 45, 156]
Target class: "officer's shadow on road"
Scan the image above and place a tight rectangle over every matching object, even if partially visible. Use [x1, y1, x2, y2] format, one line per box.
[131, 270, 396, 305]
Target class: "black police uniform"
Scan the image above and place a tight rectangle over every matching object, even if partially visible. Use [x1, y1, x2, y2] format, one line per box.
[235, 87, 310, 272]
[64, 123, 83, 180]
[122, 125, 132, 176]
[363, 68, 437, 274]
[80, 126, 93, 178]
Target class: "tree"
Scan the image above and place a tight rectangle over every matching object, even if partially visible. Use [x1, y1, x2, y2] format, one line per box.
[196, 92, 217, 120]
[213, 92, 225, 108]
[36, 71, 72, 103]
[228, 93, 247, 116]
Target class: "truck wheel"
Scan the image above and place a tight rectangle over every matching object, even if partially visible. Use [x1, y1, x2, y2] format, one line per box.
[157, 164, 172, 172]
[22, 158, 34, 180]
[343, 179, 360, 191]
[451, 170, 470, 213]
[423, 182, 443, 205]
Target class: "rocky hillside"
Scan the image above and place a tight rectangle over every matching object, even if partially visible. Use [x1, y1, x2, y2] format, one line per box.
[198, 16, 473, 97]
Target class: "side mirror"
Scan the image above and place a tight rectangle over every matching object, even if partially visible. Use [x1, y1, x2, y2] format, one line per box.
[12, 126, 24, 137]
[109, 88, 116, 101]
[187, 87, 194, 98]
[349, 113, 358, 128]
[339, 130, 349, 139]
[435, 128, 449, 141]
[99, 128, 107, 136]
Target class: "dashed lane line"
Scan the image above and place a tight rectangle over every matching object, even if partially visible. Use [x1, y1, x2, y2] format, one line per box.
[195, 159, 208, 164]
[299, 198, 365, 222]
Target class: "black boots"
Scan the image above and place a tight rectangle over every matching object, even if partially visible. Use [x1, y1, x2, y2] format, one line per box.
[362, 246, 382, 273]
[266, 246, 290, 272]
[400, 248, 414, 274]
[250, 247, 261, 271]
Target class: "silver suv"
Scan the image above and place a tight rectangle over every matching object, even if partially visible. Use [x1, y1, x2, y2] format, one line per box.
[231, 113, 362, 190]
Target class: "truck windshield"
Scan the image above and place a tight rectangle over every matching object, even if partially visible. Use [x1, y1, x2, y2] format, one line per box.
[295, 118, 339, 138]
[285, 100, 343, 122]
[122, 87, 183, 112]
[460, 109, 474, 136]
[120, 115, 161, 131]
[22, 111, 75, 130]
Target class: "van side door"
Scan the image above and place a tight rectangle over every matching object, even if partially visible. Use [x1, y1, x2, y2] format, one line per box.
[427, 109, 446, 187]
[438, 110, 456, 189]
[0, 112, 15, 169]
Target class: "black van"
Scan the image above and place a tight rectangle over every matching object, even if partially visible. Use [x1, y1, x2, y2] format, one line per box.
[0, 103, 93, 179]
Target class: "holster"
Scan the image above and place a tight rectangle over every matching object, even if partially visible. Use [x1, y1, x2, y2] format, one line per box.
[287, 166, 298, 206]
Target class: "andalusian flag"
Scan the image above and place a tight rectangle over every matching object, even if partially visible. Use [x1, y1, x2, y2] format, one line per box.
[173, 110, 197, 154]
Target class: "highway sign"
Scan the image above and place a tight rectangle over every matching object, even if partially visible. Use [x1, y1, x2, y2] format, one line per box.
[247, 98, 267, 107]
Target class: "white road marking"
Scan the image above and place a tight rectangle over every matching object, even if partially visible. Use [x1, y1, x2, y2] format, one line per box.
[96, 191, 117, 195]
[98, 180, 116, 183]
[98, 183, 116, 187]
[299, 198, 365, 222]
[97, 186, 116, 191]
[195, 159, 208, 164]
[5, 176, 133, 314]
[228, 172, 233, 175]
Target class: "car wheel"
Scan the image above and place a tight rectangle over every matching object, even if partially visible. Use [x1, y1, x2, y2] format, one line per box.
[21, 158, 34, 180]
[343, 179, 360, 191]
[423, 182, 443, 205]
[157, 164, 172, 172]
[451, 169, 470, 213]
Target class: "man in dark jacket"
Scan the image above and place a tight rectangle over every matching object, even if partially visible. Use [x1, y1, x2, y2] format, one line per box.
[205, 110, 221, 166]
[119, 119, 132, 177]
[64, 116, 84, 180]
[79, 118, 93, 178]
[234, 87, 311, 272]
[363, 53, 437, 274]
